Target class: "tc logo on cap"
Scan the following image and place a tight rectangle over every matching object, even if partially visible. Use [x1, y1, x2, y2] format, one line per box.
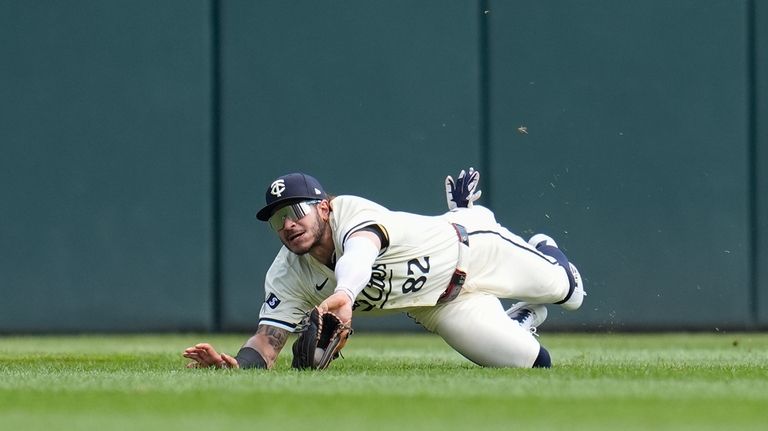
[270, 179, 286, 197]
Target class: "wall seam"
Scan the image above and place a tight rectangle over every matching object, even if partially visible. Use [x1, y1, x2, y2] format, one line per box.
[210, 0, 223, 332]
[747, 0, 759, 327]
[479, 0, 491, 208]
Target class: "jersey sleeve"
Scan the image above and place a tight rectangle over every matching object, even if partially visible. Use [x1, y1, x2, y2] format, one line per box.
[258, 251, 315, 332]
[330, 196, 390, 254]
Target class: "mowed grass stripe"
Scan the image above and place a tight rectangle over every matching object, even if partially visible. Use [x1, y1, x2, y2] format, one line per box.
[1, 333, 767, 431]
[1, 390, 767, 430]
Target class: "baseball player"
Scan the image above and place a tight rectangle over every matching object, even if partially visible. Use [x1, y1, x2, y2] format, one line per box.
[183, 169, 585, 369]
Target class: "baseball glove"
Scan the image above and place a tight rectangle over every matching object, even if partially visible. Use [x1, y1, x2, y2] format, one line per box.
[291, 307, 352, 370]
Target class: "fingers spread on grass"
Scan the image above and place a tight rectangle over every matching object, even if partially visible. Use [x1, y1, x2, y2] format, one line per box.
[182, 351, 201, 362]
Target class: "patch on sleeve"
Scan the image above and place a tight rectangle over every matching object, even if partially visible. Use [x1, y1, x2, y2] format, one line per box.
[265, 293, 281, 309]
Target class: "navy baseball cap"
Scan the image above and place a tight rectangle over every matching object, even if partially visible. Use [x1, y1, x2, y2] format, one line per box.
[256, 173, 328, 221]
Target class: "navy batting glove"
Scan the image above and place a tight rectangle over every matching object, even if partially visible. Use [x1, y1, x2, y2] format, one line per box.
[445, 167, 482, 210]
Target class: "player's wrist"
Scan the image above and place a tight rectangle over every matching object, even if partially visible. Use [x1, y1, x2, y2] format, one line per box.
[333, 287, 356, 304]
[234, 346, 267, 369]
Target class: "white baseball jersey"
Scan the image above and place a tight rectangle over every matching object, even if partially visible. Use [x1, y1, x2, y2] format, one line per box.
[257, 194, 580, 368]
[258, 195, 462, 331]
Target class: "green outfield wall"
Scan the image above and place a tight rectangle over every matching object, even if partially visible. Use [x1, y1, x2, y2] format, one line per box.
[1, 0, 766, 332]
[0, 1, 214, 332]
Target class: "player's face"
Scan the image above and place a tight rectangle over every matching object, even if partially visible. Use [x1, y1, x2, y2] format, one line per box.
[268, 200, 321, 231]
[274, 201, 328, 255]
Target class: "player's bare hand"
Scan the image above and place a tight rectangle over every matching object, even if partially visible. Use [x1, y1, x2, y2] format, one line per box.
[183, 343, 239, 369]
[319, 291, 353, 325]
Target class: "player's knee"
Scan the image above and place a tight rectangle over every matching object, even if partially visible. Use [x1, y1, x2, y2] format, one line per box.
[532, 346, 551, 368]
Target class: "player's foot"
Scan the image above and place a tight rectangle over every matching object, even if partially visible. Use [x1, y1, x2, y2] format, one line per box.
[529, 233, 586, 311]
[506, 302, 548, 336]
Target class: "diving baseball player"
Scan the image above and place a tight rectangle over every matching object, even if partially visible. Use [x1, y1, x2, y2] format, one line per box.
[183, 169, 585, 369]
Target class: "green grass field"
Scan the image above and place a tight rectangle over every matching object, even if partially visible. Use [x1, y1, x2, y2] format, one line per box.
[1, 332, 767, 430]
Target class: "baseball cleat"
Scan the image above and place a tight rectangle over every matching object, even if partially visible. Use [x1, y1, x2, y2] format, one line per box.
[560, 262, 585, 311]
[506, 302, 548, 336]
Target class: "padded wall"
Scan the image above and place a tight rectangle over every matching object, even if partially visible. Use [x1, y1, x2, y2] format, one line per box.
[486, 0, 752, 329]
[1, 1, 766, 332]
[0, 1, 213, 331]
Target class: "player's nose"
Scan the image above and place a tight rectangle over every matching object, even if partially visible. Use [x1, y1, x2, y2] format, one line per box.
[282, 217, 297, 230]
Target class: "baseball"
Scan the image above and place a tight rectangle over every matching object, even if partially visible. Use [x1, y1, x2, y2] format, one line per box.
[314, 347, 325, 365]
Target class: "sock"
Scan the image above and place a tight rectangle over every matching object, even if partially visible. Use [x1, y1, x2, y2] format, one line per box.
[532, 346, 551, 368]
[537, 244, 576, 304]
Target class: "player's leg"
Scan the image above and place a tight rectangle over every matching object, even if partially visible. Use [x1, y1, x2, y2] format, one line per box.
[462, 227, 584, 310]
[443, 207, 565, 302]
[443, 206, 584, 310]
[462, 231, 568, 303]
[410, 292, 551, 368]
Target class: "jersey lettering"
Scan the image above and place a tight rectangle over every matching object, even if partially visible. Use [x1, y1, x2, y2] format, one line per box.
[353, 263, 393, 311]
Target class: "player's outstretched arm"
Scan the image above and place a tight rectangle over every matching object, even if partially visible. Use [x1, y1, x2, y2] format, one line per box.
[182, 324, 289, 370]
[323, 229, 382, 326]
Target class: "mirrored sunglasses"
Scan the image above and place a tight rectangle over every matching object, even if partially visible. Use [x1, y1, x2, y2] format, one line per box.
[268, 200, 322, 231]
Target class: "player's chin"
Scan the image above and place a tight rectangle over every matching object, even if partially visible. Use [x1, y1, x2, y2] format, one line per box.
[284, 234, 312, 255]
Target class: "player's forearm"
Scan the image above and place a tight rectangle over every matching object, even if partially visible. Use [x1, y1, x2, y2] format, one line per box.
[334, 233, 380, 301]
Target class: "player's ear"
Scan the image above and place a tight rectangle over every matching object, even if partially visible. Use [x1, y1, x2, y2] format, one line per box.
[317, 199, 331, 221]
